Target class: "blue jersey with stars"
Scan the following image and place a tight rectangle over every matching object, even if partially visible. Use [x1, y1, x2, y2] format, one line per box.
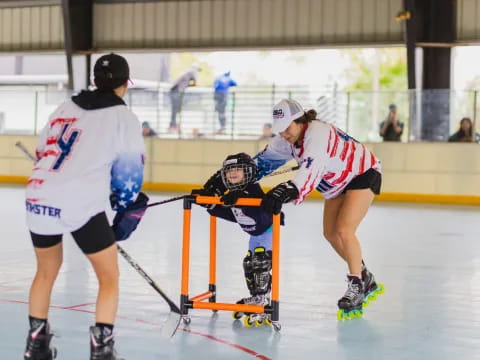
[207, 183, 284, 236]
[26, 98, 145, 235]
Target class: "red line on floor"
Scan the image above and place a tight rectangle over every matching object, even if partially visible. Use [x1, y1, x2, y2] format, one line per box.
[64, 302, 96, 310]
[180, 328, 272, 360]
[0, 298, 272, 360]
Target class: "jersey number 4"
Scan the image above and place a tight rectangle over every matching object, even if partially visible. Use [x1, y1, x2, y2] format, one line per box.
[52, 123, 80, 170]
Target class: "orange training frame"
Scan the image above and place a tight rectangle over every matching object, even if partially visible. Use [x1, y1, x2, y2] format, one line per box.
[179, 195, 281, 329]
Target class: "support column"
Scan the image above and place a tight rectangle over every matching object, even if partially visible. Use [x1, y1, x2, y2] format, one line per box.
[61, 0, 93, 90]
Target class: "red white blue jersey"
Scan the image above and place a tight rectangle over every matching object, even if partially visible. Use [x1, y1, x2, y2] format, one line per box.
[254, 120, 381, 203]
[26, 97, 145, 235]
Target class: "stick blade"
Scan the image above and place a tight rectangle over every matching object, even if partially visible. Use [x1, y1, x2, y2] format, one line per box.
[160, 311, 182, 338]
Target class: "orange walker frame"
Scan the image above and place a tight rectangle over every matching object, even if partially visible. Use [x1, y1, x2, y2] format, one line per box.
[180, 195, 282, 331]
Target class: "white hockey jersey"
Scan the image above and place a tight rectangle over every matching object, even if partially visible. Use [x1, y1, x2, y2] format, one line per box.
[26, 91, 145, 235]
[254, 120, 381, 203]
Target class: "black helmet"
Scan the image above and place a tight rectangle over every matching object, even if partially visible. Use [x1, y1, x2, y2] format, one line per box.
[94, 53, 130, 90]
[221, 152, 256, 191]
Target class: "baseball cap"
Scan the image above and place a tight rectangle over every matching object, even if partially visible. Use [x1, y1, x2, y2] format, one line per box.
[271, 99, 305, 133]
[94, 53, 130, 90]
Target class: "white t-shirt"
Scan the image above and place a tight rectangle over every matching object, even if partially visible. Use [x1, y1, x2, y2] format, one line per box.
[254, 120, 381, 203]
[26, 97, 145, 235]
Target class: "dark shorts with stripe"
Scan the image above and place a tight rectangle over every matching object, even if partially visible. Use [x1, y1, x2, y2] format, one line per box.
[344, 168, 382, 195]
[30, 212, 115, 255]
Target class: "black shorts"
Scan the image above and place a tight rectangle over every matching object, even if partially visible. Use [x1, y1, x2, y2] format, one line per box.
[30, 212, 115, 255]
[344, 168, 382, 195]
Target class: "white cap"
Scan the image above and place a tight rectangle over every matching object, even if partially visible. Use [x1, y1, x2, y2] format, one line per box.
[271, 99, 305, 133]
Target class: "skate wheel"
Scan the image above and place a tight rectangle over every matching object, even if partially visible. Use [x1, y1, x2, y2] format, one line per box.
[182, 316, 191, 325]
[272, 322, 281, 332]
[264, 318, 272, 326]
[254, 319, 264, 327]
[243, 315, 254, 328]
[352, 309, 363, 318]
[375, 283, 385, 294]
[232, 311, 243, 320]
[367, 292, 378, 301]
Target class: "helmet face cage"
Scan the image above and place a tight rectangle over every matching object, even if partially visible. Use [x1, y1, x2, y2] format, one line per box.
[221, 155, 256, 191]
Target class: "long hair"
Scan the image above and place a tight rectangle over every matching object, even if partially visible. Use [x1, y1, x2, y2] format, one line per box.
[293, 109, 317, 124]
[458, 117, 473, 138]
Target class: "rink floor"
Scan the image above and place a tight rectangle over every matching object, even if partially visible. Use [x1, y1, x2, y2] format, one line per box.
[1, 185, 480, 360]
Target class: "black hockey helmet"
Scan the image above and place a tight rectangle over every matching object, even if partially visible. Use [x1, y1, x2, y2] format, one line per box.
[221, 152, 256, 191]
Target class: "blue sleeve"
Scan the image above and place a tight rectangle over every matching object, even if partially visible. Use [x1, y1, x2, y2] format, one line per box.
[229, 79, 237, 87]
[110, 152, 145, 211]
[253, 136, 293, 180]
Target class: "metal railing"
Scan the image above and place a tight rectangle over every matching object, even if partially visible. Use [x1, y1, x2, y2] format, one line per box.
[0, 85, 478, 143]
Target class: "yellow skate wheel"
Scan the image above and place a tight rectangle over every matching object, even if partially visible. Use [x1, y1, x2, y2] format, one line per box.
[264, 318, 272, 326]
[375, 283, 385, 294]
[367, 292, 378, 301]
[232, 311, 242, 320]
[254, 319, 264, 327]
[243, 315, 254, 328]
[352, 309, 363, 318]
[337, 309, 345, 321]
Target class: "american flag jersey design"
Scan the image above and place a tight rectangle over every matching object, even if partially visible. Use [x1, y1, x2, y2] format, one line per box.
[26, 99, 145, 235]
[254, 120, 381, 204]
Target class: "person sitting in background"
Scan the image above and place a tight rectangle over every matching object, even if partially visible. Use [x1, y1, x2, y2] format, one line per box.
[142, 121, 157, 137]
[448, 117, 480, 143]
[259, 123, 275, 140]
[379, 104, 404, 142]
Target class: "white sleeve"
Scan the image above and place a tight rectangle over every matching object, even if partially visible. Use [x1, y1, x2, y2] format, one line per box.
[291, 124, 331, 204]
[253, 135, 293, 180]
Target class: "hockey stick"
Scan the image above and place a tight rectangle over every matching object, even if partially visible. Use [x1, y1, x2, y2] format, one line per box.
[15, 141, 182, 337]
[266, 165, 300, 177]
[146, 195, 187, 208]
[116, 245, 182, 337]
[15, 141, 37, 163]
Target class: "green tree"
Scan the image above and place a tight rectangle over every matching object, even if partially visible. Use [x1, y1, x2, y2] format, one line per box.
[344, 48, 407, 91]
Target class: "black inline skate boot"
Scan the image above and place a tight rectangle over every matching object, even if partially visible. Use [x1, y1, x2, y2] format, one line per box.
[337, 275, 364, 320]
[362, 266, 385, 308]
[232, 248, 272, 327]
[24, 322, 57, 360]
[90, 326, 122, 360]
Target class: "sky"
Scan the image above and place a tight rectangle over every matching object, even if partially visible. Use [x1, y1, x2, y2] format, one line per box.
[196, 49, 350, 88]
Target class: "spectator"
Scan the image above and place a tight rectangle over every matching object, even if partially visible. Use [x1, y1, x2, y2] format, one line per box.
[448, 117, 480, 143]
[259, 123, 275, 140]
[169, 64, 201, 132]
[214, 71, 237, 134]
[142, 121, 157, 137]
[379, 104, 404, 142]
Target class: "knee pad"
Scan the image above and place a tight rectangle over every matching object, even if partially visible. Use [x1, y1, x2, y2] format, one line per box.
[251, 247, 272, 295]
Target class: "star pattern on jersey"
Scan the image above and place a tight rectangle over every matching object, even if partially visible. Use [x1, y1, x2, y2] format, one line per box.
[110, 152, 144, 211]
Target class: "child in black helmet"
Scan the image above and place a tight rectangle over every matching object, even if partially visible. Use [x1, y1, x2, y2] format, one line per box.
[191, 152, 284, 327]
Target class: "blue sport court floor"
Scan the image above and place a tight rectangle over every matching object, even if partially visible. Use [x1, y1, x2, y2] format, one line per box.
[1, 186, 480, 359]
